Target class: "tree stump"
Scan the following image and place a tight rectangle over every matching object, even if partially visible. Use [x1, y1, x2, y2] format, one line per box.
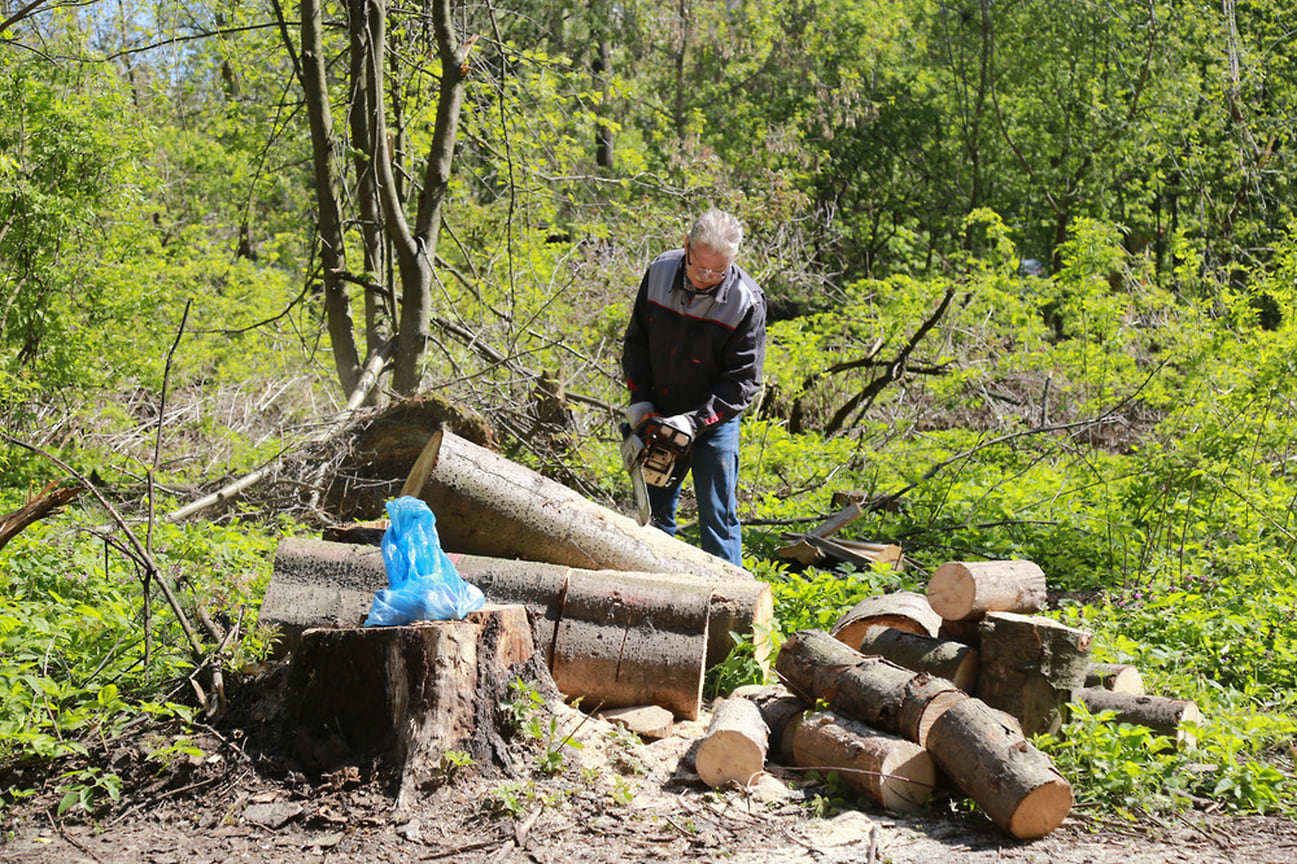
[282, 604, 544, 813]
[830, 591, 942, 647]
[1077, 688, 1200, 746]
[975, 611, 1092, 736]
[926, 559, 1047, 621]
[792, 711, 935, 813]
[695, 697, 770, 787]
[924, 695, 1073, 839]
[856, 625, 980, 692]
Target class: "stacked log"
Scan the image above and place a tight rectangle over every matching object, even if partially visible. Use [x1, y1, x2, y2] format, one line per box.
[774, 628, 1072, 837]
[923, 557, 1199, 746]
[829, 591, 942, 649]
[262, 538, 775, 721]
[855, 625, 980, 692]
[791, 711, 935, 813]
[695, 697, 770, 788]
[975, 611, 1092, 736]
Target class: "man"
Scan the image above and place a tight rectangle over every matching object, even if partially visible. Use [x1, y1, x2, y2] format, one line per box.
[621, 208, 767, 565]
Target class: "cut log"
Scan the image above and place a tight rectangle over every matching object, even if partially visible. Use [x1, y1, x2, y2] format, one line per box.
[924, 695, 1073, 839]
[731, 684, 810, 763]
[262, 538, 772, 672]
[282, 604, 543, 814]
[1085, 662, 1145, 694]
[416, 429, 752, 580]
[830, 591, 942, 651]
[695, 697, 770, 787]
[857, 625, 980, 692]
[792, 711, 935, 813]
[1076, 688, 1200, 746]
[926, 559, 1047, 621]
[549, 568, 710, 720]
[775, 629, 964, 746]
[975, 612, 1093, 737]
[596, 705, 675, 739]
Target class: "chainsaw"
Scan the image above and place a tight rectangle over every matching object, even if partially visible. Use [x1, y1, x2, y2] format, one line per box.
[620, 414, 693, 526]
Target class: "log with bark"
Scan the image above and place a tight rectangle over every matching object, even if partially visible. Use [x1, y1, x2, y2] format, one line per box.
[1076, 688, 1200, 746]
[856, 625, 980, 692]
[549, 568, 711, 721]
[282, 605, 544, 814]
[829, 591, 942, 648]
[262, 537, 772, 672]
[775, 629, 964, 747]
[975, 611, 1093, 737]
[416, 429, 752, 581]
[926, 559, 1047, 621]
[924, 695, 1073, 839]
[792, 710, 935, 814]
[731, 684, 810, 763]
[1085, 662, 1145, 694]
[695, 696, 770, 788]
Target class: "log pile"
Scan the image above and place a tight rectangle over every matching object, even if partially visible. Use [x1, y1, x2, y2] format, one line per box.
[691, 555, 1200, 840]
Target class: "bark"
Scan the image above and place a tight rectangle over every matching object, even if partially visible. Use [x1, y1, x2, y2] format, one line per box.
[282, 605, 545, 815]
[925, 696, 1073, 839]
[262, 538, 770, 672]
[695, 697, 769, 788]
[416, 429, 753, 581]
[975, 612, 1093, 736]
[857, 625, 980, 692]
[300, 0, 361, 395]
[1077, 688, 1200, 746]
[1085, 662, 1145, 695]
[551, 568, 710, 720]
[830, 591, 941, 648]
[792, 711, 935, 813]
[775, 629, 964, 747]
[926, 559, 1047, 621]
[731, 684, 809, 764]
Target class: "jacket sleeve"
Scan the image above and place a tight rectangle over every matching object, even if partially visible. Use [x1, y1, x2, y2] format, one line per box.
[687, 293, 767, 434]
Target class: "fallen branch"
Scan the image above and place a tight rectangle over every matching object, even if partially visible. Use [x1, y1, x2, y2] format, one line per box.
[0, 481, 83, 552]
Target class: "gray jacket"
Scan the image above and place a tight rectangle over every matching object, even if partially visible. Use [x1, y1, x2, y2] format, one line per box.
[621, 248, 767, 434]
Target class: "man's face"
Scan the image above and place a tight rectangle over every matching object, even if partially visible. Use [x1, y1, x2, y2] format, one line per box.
[684, 239, 731, 291]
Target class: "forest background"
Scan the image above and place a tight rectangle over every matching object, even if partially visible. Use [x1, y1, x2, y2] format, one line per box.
[3, 0, 1297, 822]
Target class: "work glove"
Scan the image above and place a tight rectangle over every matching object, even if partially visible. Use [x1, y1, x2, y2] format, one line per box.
[627, 401, 656, 430]
[656, 413, 696, 447]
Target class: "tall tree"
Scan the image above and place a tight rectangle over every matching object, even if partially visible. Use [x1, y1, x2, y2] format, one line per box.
[293, 0, 472, 400]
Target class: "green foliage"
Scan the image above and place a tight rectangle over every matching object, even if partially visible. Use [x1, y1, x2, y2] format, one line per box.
[0, 501, 280, 809]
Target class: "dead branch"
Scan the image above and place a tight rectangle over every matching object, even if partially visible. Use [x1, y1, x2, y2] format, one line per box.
[824, 286, 956, 435]
[0, 481, 83, 552]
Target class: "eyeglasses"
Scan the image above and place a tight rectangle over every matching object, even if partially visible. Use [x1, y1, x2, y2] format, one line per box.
[686, 246, 729, 282]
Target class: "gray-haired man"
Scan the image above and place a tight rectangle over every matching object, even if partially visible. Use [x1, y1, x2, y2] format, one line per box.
[621, 209, 767, 565]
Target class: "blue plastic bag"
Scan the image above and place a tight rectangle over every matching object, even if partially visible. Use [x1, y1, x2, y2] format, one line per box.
[364, 496, 485, 626]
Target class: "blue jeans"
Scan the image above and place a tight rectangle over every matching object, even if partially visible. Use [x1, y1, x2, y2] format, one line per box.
[646, 415, 743, 565]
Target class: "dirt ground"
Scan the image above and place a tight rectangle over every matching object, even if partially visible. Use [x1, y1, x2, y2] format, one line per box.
[3, 685, 1296, 864]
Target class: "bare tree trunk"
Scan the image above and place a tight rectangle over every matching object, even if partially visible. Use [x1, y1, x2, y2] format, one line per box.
[301, 0, 362, 396]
